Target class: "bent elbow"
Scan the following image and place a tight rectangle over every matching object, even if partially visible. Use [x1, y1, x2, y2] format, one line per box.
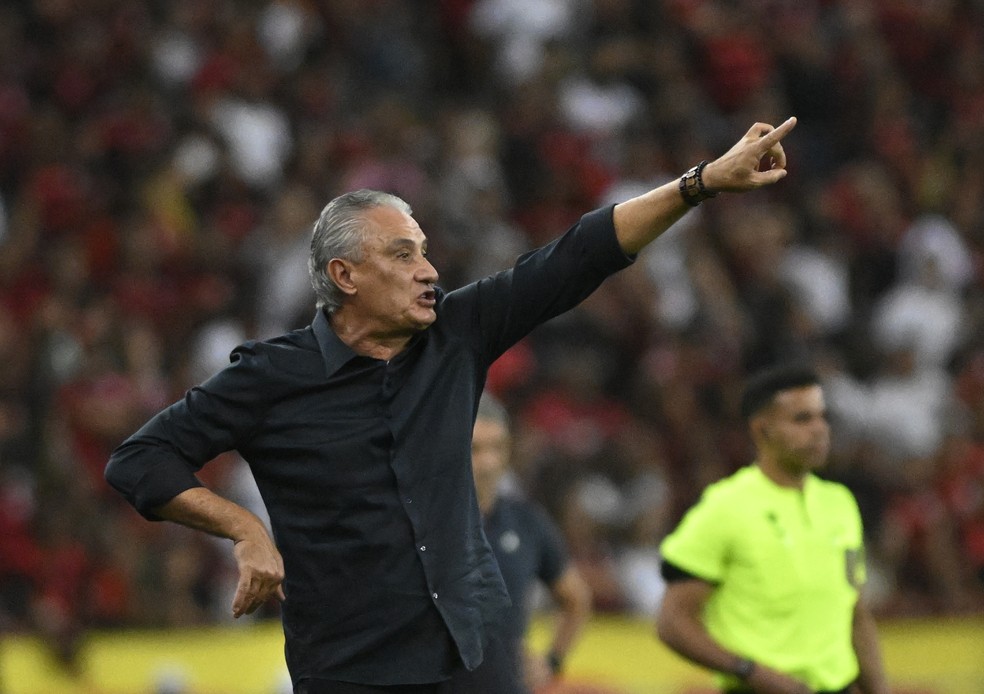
[654, 608, 679, 646]
[104, 446, 129, 494]
[104, 437, 145, 497]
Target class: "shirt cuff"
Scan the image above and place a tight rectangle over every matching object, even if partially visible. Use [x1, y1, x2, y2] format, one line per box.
[132, 460, 204, 520]
[579, 205, 637, 269]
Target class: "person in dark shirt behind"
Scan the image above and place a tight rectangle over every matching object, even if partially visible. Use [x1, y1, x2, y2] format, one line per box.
[450, 392, 591, 694]
[104, 117, 797, 694]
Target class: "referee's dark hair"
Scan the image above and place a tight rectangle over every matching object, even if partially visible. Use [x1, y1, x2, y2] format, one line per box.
[739, 363, 822, 420]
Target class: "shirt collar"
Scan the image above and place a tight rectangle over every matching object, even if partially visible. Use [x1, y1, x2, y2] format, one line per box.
[311, 308, 428, 376]
[312, 308, 359, 377]
[749, 464, 817, 496]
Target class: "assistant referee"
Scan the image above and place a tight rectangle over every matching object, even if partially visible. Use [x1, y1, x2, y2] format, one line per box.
[655, 364, 890, 694]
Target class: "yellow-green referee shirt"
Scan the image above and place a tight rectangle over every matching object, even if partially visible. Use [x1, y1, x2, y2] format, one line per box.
[660, 465, 865, 691]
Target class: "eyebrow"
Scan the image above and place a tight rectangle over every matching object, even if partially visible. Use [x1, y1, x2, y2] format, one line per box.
[792, 408, 826, 420]
[384, 237, 427, 252]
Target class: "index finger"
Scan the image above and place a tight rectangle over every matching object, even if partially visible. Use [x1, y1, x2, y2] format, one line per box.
[759, 117, 797, 150]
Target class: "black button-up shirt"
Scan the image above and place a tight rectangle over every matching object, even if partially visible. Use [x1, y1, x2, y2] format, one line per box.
[451, 496, 569, 694]
[104, 205, 632, 686]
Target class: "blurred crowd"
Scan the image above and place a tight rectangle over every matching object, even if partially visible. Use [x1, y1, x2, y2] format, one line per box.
[2, 0, 984, 673]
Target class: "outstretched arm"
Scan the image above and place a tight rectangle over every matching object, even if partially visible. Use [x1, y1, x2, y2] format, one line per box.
[154, 487, 286, 618]
[614, 117, 797, 255]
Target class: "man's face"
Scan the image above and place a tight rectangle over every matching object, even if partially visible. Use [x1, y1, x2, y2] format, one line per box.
[347, 205, 439, 335]
[757, 384, 831, 475]
[471, 416, 510, 498]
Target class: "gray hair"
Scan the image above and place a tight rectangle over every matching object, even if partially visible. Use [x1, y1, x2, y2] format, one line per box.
[308, 189, 413, 314]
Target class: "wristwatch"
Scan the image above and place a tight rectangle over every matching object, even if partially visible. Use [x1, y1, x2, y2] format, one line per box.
[679, 160, 717, 206]
[546, 651, 564, 675]
[732, 657, 757, 680]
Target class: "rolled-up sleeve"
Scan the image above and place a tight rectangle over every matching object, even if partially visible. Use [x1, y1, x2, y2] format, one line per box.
[105, 342, 270, 519]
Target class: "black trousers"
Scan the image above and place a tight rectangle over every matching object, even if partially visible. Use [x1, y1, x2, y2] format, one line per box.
[296, 679, 454, 694]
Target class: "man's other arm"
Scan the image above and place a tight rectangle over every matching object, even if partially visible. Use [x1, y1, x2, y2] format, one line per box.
[154, 487, 285, 618]
[852, 600, 891, 694]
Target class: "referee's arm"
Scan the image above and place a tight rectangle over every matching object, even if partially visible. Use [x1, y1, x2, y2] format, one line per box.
[656, 560, 812, 694]
[852, 600, 891, 694]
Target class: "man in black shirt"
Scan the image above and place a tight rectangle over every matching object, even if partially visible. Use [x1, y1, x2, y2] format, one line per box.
[105, 118, 797, 693]
[449, 393, 591, 694]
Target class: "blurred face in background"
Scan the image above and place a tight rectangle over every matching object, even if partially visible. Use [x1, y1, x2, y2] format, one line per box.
[471, 415, 510, 510]
[754, 384, 831, 481]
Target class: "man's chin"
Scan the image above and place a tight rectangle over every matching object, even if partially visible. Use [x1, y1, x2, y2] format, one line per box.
[410, 310, 437, 330]
[808, 453, 830, 469]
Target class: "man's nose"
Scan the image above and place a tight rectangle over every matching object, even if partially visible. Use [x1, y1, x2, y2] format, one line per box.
[418, 257, 438, 284]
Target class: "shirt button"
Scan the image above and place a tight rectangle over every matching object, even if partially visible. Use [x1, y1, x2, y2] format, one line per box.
[419, 545, 426, 552]
[432, 593, 438, 600]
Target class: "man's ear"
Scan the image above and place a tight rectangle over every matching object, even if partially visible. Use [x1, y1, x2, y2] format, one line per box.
[327, 258, 357, 297]
[750, 415, 770, 442]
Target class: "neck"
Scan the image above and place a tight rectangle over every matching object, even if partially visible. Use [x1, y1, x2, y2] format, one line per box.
[756, 456, 807, 490]
[329, 309, 413, 361]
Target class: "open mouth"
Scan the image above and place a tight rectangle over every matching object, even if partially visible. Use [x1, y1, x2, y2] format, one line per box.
[418, 289, 436, 307]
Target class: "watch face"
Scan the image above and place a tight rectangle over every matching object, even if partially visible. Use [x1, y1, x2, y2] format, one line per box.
[680, 162, 715, 206]
[680, 165, 708, 206]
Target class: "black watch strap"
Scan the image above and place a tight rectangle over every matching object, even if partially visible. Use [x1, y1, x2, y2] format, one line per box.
[547, 651, 563, 675]
[732, 657, 756, 680]
[679, 160, 717, 206]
